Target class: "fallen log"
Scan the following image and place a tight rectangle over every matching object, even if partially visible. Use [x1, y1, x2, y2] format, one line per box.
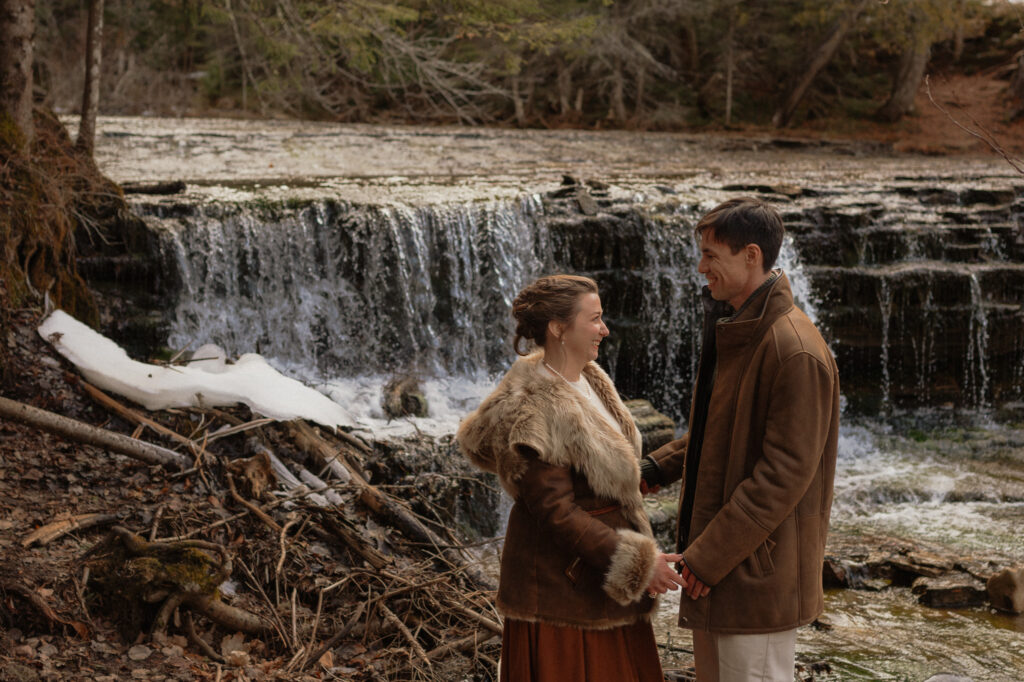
[21, 513, 119, 548]
[80, 380, 202, 457]
[0, 395, 188, 470]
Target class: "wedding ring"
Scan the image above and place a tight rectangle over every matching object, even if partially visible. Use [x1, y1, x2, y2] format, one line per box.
[647, 591, 657, 598]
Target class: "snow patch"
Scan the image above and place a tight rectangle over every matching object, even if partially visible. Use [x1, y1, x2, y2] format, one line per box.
[38, 310, 354, 429]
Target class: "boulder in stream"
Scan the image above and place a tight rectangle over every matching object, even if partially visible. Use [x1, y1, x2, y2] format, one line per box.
[911, 573, 988, 608]
[624, 399, 675, 455]
[986, 566, 1024, 614]
[381, 375, 429, 419]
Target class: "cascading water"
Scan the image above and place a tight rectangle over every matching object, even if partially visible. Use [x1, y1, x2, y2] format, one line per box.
[965, 271, 990, 410]
[153, 196, 557, 435]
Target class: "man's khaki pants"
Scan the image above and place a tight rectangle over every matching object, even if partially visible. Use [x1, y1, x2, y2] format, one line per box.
[691, 628, 797, 682]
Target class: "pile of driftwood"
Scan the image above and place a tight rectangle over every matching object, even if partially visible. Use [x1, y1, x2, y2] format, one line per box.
[0, 375, 502, 680]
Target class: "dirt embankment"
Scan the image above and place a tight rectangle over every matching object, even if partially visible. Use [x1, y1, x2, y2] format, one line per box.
[1, 310, 502, 681]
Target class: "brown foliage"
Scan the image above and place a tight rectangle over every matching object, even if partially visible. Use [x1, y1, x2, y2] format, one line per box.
[0, 106, 115, 382]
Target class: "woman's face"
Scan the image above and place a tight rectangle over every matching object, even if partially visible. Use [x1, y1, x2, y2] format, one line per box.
[559, 292, 609, 364]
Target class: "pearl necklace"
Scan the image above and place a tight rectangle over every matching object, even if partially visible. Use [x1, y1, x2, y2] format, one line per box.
[544, 361, 593, 399]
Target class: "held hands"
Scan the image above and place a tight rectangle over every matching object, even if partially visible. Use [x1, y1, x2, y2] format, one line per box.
[639, 480, 661, 495]
[680, 560, 710, 600]
[645, 553, 686, 597]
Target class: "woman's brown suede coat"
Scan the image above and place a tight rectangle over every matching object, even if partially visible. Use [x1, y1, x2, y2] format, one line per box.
[457, 352, 660, 629]
[650, 273, 840, 634]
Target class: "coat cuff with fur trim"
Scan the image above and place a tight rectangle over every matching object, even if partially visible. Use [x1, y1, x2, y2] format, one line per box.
[603, 529, 660, 606]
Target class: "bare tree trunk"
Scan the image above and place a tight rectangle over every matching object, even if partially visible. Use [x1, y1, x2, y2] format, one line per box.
[1008, 52, 1024, 120]
[225, 0, 256, 112]
[684, 18, 699, 73]
[724, 8, 735, 126]
[77, 0, 104, 156]
[953, 0, 966, 63]
[634, 66, 646, 119]
[511, 74, 526, 127]
[772, 0, 871, 128]
[0, 0, 35, 152]
[875, 35, 931, 122]
[609, 58, 626, 122]
[557, 60, 572, 116]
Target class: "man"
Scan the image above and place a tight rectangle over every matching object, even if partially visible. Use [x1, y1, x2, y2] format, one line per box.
[640, 197, 840, 682]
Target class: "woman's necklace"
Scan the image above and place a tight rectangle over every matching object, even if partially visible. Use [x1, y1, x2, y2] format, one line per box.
[544, 361, 593, 399]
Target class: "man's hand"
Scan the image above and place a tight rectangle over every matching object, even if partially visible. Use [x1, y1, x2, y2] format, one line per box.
[639, 480, 661, 495]
[645, 553, 686, 596]
[680, 560, 710, 600]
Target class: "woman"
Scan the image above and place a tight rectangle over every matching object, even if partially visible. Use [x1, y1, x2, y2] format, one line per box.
[457, 274, 684, 682]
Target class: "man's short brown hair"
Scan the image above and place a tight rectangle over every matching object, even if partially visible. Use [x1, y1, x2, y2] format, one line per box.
[695, 197, 785, 272]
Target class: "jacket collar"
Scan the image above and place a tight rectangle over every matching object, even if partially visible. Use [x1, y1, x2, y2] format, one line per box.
[512, 352, 640, 454]
[712, 270, 794, 353]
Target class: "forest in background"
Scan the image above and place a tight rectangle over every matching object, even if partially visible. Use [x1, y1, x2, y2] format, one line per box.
[31, 0, 1024, 129]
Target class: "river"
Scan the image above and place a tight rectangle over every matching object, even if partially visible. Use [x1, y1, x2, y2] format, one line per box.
[84, 116, 1024, 681]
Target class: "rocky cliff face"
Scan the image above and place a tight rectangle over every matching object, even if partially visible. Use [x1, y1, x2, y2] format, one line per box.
[85, 174, 1024, 422]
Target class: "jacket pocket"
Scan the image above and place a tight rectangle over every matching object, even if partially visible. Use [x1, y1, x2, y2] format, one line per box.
[752, 538, 776, 577]
[564, 556, 583, 586]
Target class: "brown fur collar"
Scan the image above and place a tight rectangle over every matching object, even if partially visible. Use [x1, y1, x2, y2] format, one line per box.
[457, 352, 649, 531]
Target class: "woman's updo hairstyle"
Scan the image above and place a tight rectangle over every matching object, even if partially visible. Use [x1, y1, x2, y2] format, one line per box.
[511, 275, 599, 356]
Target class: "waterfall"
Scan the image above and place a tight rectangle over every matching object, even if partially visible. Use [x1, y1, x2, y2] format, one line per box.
[157, 196, 552, 382]
[141, 183, 1024, 430]
[965, 271, 990, 410]
[877, 278, 893, 413]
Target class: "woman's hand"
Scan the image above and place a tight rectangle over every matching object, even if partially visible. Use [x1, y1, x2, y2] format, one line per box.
[645, 553, 687, 597]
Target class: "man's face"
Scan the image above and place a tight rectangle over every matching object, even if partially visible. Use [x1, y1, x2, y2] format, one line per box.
[698, 229, 751, 308]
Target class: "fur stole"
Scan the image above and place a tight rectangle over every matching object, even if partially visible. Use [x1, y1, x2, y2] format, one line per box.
[457, 352, 651, 535]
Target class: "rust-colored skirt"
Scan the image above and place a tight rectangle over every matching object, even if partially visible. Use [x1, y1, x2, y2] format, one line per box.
[499, 618, 664, 682]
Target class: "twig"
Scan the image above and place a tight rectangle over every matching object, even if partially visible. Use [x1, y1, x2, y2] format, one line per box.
[184, 611, 224, 663]
[158, 484, 338, 541]
[237, 559, 292, 649]
[425, 631, 498, 662]
[79, 380, 201, 456]
[21, 513, 118, 548]
[301, 600, 367, 671]
[380, 603, 431, 669]
[276, 515, 300, 580]
[149, 504, 165, 542]
[227, 471, 282, 533]
[0, 578, 90, 638]
[207, 418, 277, 443]
[291, 588, 299, 653]
[440, 597, 503, 636]
[924, 74, 1024, 175]
[299, 589, 325, 672]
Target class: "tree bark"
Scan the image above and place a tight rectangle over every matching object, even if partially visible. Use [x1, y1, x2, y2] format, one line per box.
[634, 66, 646, 119]
[557, 59, 572, 116]
[609, 58, 626, 123]
[0, 0, 35, 151]
[511, 75, 525, 127]
[0, 395, 188, 469]
[1009, 52, 1024, 121]
[724, 8, 735, 126]
[875, 34, 932, 122]
[77, 0, 104, 156]
[772, 0, 871, 128]
[683, 18, 699, 74]
[953, 0, 966, 64]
